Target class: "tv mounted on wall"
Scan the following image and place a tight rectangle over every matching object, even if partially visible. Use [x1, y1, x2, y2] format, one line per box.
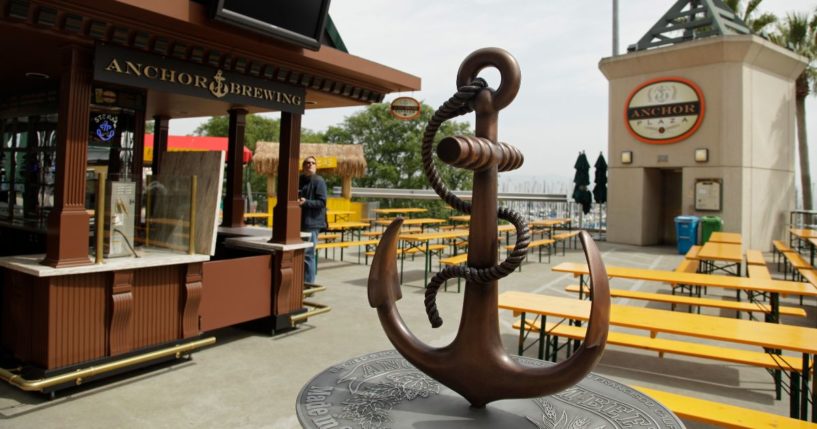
[210, 0, 331, 51]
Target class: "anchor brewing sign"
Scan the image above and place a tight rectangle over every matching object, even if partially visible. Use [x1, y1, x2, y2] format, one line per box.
[625, 77, 704, 144]
[94, 45, 305, 114]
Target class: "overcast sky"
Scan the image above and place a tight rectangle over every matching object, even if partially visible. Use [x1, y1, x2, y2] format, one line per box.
[171, 0, 817, 185]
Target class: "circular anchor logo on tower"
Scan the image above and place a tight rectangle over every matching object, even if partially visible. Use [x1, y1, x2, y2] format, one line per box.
[209, 70, 229, 98]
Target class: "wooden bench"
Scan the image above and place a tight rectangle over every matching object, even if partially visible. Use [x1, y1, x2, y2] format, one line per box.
[315, 239, 379, 264]
[504, 238, 555, 265]
[748, 264, 773, 280]
[564, 284, 806, 318]
[317, 233, 342, 258]
[632, 386, 817, 429]
[684, 245, 701, 259]
[364, 244, 446, 258]
[747, 249, 767, 266]
[513, 319, 802, 401]
[671, 257, 700, 296]
[439, 253, 469, 292]
[783, 251, 814, 281]
[552, 231, 580, 255]
[774, 239, 797, 272]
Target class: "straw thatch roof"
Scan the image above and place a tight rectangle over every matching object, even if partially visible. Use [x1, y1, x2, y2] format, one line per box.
[253, 142, 367, 178]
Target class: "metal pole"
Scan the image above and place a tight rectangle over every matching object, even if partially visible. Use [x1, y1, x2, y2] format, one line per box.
[95, 172, 106, 264]
[145, 175, 152, 247]
[189, 175, 197, 255]
[612, 0, 619, 56]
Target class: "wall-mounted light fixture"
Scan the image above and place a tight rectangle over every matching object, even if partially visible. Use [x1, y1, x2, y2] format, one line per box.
[621, 151, 633, 164]
[695, 148, 709, 163]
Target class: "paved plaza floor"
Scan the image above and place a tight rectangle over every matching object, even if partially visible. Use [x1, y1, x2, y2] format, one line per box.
[0, 238, 813, 428]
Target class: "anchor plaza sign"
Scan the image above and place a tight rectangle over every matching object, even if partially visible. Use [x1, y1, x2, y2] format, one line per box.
[624, 77, 704, 144]
[94, 45, 305, 114]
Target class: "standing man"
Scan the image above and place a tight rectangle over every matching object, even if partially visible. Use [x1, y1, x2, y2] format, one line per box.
[298, 156, 327, 284]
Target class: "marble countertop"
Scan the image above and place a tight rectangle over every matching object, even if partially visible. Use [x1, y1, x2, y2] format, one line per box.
[224, 236, 313, 252]
[0, 250, 210, 277]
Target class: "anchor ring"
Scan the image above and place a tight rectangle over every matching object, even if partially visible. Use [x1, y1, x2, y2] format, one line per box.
[456, 47, 521, 111]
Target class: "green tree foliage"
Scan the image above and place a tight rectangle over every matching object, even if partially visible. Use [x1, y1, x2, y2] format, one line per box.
[324, 103, 473, 189]
[193, 114, 324, 198]
[724, 0, 777, 36]
[323, 103, 474, 216]
[769, 11, 817, 209]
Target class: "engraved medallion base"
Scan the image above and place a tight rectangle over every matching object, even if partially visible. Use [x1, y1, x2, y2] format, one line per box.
[296, 350, 684, 429]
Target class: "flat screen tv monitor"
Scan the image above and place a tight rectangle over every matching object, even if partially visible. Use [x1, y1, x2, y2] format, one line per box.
[211, 0, 331, 51]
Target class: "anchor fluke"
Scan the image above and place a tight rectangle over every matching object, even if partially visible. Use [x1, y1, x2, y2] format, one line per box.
[367, 218, 404, 308]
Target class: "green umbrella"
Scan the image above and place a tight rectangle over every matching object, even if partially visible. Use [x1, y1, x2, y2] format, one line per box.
[572, 152, 592, 214]
[593, 153, 607, 204]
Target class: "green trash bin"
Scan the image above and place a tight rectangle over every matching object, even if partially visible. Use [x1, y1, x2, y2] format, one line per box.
[700, 215, 723, 244]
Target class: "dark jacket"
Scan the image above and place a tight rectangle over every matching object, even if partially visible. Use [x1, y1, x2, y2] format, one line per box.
[299, 173, 327, 230]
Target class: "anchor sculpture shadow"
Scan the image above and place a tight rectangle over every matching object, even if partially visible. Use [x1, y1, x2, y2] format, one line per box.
[367, 48, 611, 408]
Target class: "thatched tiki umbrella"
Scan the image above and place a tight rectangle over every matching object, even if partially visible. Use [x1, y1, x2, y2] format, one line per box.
[253, 142, 366, 199]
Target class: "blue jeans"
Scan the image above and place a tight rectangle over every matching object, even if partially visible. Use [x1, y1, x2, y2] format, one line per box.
[304, 229, 319, 284]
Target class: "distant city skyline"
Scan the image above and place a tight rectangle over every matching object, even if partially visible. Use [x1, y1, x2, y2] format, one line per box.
[170, 0, 817, 184]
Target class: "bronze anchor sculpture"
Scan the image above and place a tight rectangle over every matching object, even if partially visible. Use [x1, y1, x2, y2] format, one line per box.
[368, 48, 611, 408]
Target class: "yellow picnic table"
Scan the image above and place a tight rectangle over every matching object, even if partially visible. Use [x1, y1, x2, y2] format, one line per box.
[327, 210, 354, 223]
[530, 218, 571, 227]
[397, 224, 518, 286]
[552, 261, 817, 323]
[498, 291, 817, 421]
[373, 208, 427, 217]
[398, 230, 469, 286]
[791, 228, 817, 267]
[327, 221, 370, 241]
[698, 241, 743, 276]
[375, 217, 446, 232]
[530, 218, 572, 239]
[708, 231, 742, 245]
[448, 215, 470, 222]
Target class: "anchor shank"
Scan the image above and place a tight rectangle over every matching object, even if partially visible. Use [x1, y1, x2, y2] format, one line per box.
[467, 93, 499, 270]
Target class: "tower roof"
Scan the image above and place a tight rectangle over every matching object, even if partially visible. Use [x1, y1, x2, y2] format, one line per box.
[629, 0, 751, 52]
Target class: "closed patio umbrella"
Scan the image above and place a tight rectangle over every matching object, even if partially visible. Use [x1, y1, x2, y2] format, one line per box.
[593, 153, 607, 204]
[572, 152, 592, 215]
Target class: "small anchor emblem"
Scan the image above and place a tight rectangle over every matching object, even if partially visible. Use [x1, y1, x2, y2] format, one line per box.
[209, 70, 229, 98]
[96, 119, 116, 142]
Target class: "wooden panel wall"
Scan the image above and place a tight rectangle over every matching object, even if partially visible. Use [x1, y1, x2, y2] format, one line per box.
[132, 266, 181, 349]
[200, 255, 271, 332]
[48, 273, 108, 368]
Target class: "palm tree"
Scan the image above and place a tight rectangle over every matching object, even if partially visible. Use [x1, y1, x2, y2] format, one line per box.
[724, 0, 778, 36]
[770, 12, 817, 209]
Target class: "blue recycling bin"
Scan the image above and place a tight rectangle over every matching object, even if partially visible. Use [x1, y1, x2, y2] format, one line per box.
[674, 215, 700, 255]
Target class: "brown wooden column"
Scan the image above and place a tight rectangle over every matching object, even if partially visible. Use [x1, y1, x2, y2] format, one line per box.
[151, 115, 169, 177]
[222, 108, 247, 227]
[108, 270, 134, 356]
[270, 112, 305, 332]
[271, 112, 302, 244]
[44, 46, 92, 267]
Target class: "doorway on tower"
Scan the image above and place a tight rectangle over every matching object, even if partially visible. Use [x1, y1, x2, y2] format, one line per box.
[644, 168, 682, 245]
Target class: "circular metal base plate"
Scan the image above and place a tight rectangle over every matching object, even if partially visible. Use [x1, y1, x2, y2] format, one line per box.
[296, 350, 684, 429]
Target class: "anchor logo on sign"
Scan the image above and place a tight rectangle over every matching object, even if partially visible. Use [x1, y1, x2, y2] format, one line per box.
[367, 48, 611, 408]
[209, 70, 229, 98]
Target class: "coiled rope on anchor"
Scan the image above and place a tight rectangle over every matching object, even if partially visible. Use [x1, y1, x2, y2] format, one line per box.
[422, 79, 531, 328]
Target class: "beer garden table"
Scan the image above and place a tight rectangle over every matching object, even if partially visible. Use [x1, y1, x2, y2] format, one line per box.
[552, 262, 817, 323]
[498, 291, 817, 421]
